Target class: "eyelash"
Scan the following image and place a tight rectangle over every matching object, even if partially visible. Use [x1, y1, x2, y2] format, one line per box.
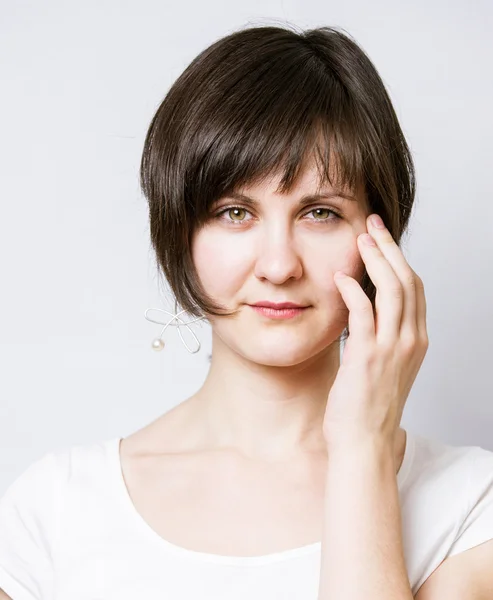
[213, 206, 343, 226]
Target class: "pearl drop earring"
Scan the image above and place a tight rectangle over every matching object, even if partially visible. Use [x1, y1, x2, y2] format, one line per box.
[144, 299, 206, 354]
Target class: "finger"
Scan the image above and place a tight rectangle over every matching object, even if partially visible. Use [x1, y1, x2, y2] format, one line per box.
[357, 231, 403, 345]
[334, 272, 375, 346]
[413, 271, 428, 344]
[366, 215, 418, 344]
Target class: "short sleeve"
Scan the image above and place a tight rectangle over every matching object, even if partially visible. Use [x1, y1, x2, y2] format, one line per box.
[447, 446, 493, 558]
[0, 452, 62, 600]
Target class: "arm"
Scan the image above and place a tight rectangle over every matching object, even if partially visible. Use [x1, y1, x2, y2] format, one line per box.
[415, 538, 493, 599]
[316, 216, 427, 598]
[0, 590, 13, 600]
[317, 436, 413, 600]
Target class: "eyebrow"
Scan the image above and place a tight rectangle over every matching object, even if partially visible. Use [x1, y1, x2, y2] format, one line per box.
[222, 190, 358, 207]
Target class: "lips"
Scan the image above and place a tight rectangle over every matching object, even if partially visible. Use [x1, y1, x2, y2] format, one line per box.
[250, 301, 308, 309]
[249, 305, 308, 320]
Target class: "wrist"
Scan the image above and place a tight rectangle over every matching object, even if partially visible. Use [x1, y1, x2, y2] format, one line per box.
[325, 431, 396, 463]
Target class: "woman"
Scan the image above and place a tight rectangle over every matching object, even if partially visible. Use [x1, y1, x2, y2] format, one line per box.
[1, 23, 493, 600]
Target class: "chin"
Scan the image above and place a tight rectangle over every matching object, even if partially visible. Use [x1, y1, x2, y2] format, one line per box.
[239, 337, 332, 367]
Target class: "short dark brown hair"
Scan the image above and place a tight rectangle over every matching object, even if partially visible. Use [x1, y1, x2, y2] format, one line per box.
[140, 23, 416, 342]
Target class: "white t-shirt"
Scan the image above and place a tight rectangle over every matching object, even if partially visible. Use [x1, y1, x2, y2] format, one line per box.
[1, 429, 493, 599]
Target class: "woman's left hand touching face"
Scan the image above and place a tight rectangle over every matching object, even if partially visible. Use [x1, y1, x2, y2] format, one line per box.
[323, 213, 429, 450]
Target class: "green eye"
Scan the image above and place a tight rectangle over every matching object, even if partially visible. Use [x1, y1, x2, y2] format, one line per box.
[214, 206, 342, 225]
[228, 207, 247, 221]
[311, 208, 332, 220]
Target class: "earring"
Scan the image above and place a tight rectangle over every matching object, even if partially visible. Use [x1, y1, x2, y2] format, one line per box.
[144, 299, 206, 354]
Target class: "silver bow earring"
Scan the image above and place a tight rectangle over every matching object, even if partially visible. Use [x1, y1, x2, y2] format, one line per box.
[144, 299, 206, 354]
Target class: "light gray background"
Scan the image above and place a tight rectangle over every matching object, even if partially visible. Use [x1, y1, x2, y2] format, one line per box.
[1, 0, 492, 494]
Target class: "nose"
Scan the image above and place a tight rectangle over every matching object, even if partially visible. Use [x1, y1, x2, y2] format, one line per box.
[253, 226, 303, 284]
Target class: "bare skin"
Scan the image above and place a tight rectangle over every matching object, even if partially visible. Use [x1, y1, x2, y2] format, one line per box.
[117, 159, 410, 558]
[118, 399, 408, 557]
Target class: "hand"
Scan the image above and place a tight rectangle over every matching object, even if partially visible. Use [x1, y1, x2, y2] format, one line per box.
[323, 213, 429, 449]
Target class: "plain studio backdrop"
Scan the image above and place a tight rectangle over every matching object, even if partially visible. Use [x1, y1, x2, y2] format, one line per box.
[0, 0, 492, 493]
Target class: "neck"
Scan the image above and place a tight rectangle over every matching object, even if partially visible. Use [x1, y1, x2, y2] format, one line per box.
[183, 334, 341, 462]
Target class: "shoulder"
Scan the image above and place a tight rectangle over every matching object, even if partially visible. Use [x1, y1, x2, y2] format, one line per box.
[1, 437, 117, 505]
[412, 435, 493, 553]
[0, 449, 67, 518]
[0, 437, 117, 538]
[0, 438, 117, 600]
[0, 448, 65, 598]
[410, 438, 493, 598]
[447, 444, 493, 557]
[403, 433, 493, 505]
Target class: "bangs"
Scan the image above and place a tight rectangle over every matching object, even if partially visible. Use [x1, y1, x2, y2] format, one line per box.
[185, 61, 366, 224]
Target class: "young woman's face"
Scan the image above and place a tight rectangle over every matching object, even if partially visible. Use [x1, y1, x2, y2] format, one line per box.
[191, 159, 371, 366]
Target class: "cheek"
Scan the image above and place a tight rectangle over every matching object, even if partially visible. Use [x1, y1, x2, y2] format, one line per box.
[342, 245, 366, 281]
[192, 231, 248, 296]
[315, 246, 363, 327]
[312, 243, 364, 296]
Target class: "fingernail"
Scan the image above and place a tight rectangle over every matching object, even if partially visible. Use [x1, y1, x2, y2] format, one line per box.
[361, 233, 376, 246]
[370, 214, 385, 229]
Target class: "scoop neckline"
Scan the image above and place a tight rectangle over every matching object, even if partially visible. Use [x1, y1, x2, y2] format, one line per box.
[107, 429, 415, 566]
